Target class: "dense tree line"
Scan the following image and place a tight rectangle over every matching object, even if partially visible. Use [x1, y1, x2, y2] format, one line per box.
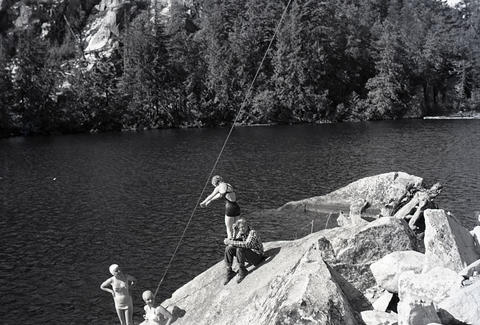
[0, 0, 479, 137]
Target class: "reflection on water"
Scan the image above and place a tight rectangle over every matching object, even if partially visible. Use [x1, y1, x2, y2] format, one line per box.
[1, 120, 479, 324]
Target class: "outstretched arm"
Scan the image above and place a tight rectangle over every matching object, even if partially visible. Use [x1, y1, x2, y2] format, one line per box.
[200, 184, 226, 207]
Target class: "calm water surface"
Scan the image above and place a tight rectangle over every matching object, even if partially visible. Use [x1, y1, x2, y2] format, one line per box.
[1, 120, 479, 324]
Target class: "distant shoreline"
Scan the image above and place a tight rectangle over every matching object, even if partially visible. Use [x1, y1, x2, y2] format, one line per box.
[424, 111, 480, 120]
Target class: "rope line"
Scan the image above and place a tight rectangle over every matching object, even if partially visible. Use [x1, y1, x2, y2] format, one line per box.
[153, 0, 295, 299]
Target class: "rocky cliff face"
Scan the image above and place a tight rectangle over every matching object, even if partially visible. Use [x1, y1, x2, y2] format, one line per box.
[0, 0, 190, 59]
[160, 172, 480, 325]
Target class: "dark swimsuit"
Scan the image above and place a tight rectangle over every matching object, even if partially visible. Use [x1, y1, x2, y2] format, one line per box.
[222, 184, 241, 217]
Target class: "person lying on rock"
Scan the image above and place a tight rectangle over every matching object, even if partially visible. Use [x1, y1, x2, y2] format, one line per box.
[139, 290, 173, 325]
[223, 218, 264, 284]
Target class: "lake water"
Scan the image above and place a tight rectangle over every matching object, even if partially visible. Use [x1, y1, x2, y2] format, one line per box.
[1, 120, 479, 324]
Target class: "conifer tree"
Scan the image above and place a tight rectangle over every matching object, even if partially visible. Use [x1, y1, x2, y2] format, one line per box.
[197, 0, 248, 125]
[11, 30, 58, 134]
[0, 43, 15, 136]
[121, 11, 172, 129]
[365, 20, 410, 119]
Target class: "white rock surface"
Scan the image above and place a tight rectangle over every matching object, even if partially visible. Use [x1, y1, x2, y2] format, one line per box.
[370, 251, 424, 293]
[162, 238, 359, 325]
[423, 209, 479, 272]
[372, 291, 394, 312]
[398, 267, 462, 304]
[360, 310, 398, 325]
[397, 299, 441, 325]
[438, 280, 480, 325]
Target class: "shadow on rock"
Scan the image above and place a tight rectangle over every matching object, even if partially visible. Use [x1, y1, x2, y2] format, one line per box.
[437, 309, 470, 325]
[328, 263, 373, 312]
[170, 306, 186, 324]
[247, 247, 281, 270]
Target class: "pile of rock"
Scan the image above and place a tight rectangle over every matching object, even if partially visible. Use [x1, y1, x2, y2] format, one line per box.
[161, 172, 480, 325]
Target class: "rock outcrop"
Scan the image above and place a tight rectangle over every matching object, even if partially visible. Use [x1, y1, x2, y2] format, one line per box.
[317, 217, 417, 294]
[1, 1, 194, 59]
[159, 172, 480, 325]
[397, 300, 441, 325]
[438, 280, 480, 324]
[280, 171, 423, 217]
[423, 209, 479, 272]
[360, 310, 398, 325]
[398, 267, 462, 305]
[162, 238, 360, 325]
[370, 251, 424, 293]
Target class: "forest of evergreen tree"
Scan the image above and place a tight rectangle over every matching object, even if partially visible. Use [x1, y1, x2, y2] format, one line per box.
[0, 0, 479, 137]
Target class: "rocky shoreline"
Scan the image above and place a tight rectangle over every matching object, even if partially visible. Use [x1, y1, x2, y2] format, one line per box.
[159, 172, 480, 325]
[424, 111, 480, 120]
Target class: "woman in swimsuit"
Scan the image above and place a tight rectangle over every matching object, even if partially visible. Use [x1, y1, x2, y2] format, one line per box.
[100, 264, 136, 325]
[200, 175, 241, 239]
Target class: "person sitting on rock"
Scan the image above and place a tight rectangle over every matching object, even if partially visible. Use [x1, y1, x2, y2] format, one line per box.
[139, 290, 173, 325]
[223, 218, 264, 284]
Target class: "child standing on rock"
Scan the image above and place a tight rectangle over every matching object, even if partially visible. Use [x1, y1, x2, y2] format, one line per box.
[140, 290, 173, 325]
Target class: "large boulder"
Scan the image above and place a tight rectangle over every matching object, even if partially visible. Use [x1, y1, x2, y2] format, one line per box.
[370, 251, 425, 293]
[372, 291, 394, 312]
[0, 0, 11, 12]
[318, 218, 418, 294]
[398, 267, 462, 305]
[162, 236, 359, 325]
[437, 280, 480, 325]
[85, 0, 123, 54]
[14, 2, 32, 28]
[280, 172, 423, 217]
[397, 300, 441, 325]
[423, 209, 479, 272]
[360, 310, 398, 325]
[470, 225, 480, 254]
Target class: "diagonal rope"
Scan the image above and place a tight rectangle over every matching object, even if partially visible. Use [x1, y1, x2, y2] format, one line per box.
[153, 0, 295, 299]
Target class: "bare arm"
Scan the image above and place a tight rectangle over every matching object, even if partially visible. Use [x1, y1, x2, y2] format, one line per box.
[100, 277, 114, 296]
[127, 274, 136, 291]
[200, 184, 226, 207]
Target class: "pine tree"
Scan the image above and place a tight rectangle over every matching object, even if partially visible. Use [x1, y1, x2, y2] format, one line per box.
[121, 12, 173, 129]
[365, 19, 410, 119]
[167, 2, 205, 127]
[453, 0, 480, 109]
[0, 42, 15, 137]
[197, 0, 249, 125]
[11, 29, 58, 135]
[272, 0, 346, 122]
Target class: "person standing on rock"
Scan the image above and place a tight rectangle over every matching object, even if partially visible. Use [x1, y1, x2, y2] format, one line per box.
[100, 264, 136, 325]
[200, 175, 241, 239]
[223, 218, 264, 284]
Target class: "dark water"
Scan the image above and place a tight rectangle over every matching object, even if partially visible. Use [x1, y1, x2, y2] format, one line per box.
[1, 120, 479, 324]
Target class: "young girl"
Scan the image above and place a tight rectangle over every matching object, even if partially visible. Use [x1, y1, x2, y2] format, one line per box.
[140, 290, 173, 325]
[200, 175, 241, 239]
[100, 264, 136, 325]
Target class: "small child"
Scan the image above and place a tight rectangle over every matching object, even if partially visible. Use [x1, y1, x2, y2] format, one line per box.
[140, 290, 173, 325]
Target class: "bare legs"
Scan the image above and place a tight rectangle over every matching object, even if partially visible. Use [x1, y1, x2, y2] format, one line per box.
[125, 306, 133, 325]
[115, 308, 126, 325]
[225, 215, 239, 239]
[115, 305, 133, 325]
